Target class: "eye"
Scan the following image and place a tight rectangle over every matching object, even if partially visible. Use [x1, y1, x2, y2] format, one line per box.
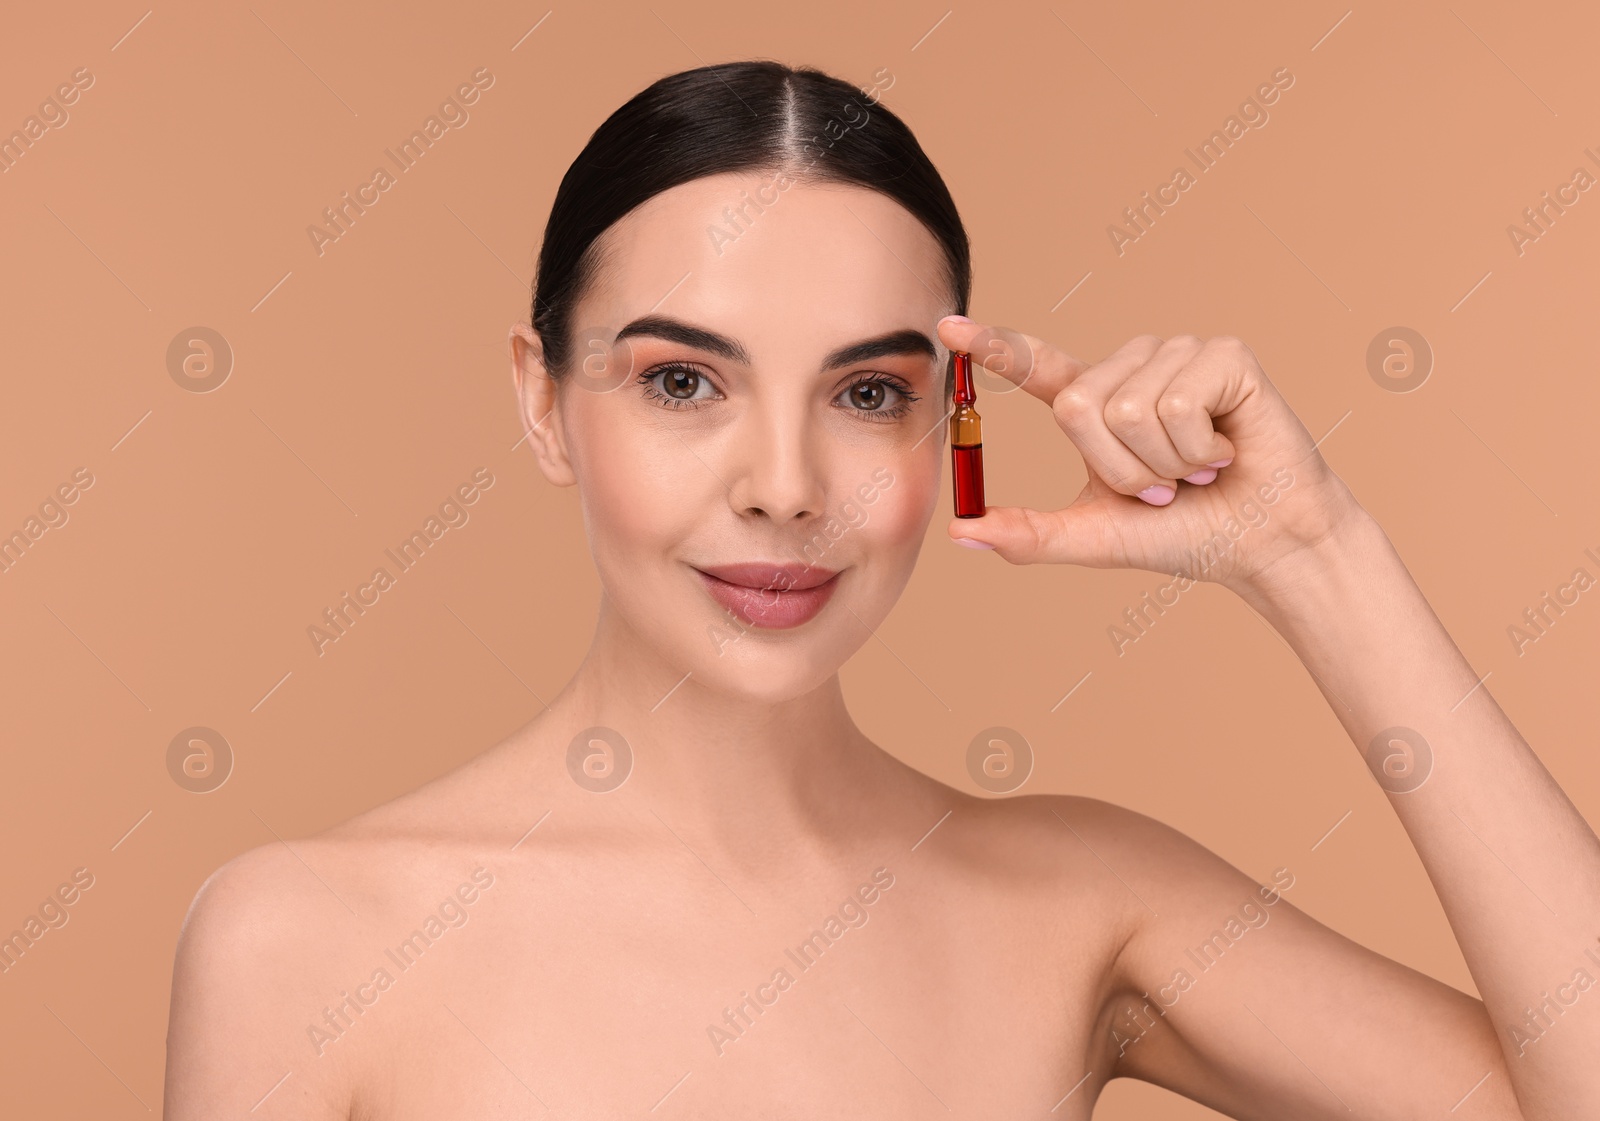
[637, 362, 721, 410]
[835, 374, 919, 422]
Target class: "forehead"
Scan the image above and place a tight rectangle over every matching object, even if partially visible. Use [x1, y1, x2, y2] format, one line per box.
[575, 172, 950, 359]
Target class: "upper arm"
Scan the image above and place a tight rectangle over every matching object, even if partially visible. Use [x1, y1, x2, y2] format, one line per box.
[1058, 798, 1525, 1120]
[164, 844, 357, 1121]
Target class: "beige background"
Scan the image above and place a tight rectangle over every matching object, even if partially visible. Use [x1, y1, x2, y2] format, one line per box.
[2, 0, 1598, 1116]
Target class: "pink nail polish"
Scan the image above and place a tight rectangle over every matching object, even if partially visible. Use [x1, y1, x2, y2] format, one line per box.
[1138, 484, 1176, 506]
[953, 536, 994, 549]
[1183, 468, 1218, 484]
[1206, 457, 1233, 468]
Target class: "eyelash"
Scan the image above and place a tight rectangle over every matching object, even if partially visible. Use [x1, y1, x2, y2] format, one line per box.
[636, 363, 921, 421]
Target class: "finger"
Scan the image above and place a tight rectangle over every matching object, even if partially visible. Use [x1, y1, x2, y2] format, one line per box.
[946, 492, 1165, 567]
[937, 316, 1088, 405]
[1157, 338, 1246, 469]
[1052, 336, 1186, 503]
[1104, 335, 1219, 481]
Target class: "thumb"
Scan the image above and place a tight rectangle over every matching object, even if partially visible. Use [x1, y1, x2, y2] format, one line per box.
[948, 489, 1131, 567]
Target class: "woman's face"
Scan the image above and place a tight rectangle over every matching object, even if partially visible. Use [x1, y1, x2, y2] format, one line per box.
[518, 171, 954, 703]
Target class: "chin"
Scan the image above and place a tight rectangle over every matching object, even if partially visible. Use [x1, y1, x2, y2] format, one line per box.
[639, 591, 869, 704]
[689, 637, 848, 704]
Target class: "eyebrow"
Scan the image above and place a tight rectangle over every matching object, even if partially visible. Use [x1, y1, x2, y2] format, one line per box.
[613, 315, 938, 372]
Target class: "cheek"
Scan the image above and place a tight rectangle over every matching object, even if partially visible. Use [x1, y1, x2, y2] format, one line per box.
[569, 412, 706, 566]
[852, 451, 942, 554]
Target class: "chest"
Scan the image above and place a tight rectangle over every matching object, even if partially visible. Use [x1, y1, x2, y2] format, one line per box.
[347, 863, 1118, 1118]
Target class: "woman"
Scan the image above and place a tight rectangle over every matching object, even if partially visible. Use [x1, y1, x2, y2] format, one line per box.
[164, 60, 1598, 1119]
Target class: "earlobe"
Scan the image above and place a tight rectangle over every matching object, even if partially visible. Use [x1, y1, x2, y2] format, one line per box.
[508, 323, 576, 487]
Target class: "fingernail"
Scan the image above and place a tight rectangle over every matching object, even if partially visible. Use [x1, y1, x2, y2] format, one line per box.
[1138, 484, 1176, 506]
[953, 536, 994, 549]
[1183, 467, 1218, 485]
[1206, 457, 1233, 468]
[943, 314, 972, 324]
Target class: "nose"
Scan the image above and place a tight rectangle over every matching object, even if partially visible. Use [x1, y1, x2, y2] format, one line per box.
[723, 401, 827, 523]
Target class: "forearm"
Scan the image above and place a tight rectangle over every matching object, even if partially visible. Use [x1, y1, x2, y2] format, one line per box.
[1236, 501, 1600, 1119]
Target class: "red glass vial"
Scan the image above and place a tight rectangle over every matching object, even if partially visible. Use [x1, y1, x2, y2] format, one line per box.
[951, 351, 985, 518]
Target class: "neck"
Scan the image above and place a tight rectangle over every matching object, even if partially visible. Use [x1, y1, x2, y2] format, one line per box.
[526, 596, 898, 859]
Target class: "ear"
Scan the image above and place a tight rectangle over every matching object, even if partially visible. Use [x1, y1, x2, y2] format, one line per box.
[509, 323, 576, 487]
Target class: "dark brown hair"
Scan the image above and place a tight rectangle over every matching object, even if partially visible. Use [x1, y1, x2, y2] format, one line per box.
[530, 59, 972, 391]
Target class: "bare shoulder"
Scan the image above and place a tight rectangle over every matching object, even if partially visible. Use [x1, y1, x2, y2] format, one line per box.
[165, 839, 368, 1119]
[959, 790, 1268, 891]
[932, 789, 1278, 976]
[976, 791, 1303, 964]
[1031, 792, 1267, 887]
[165, 756, 520, 1119]
[902, 787, 1207, 959]
[934, 787, 1211, 890]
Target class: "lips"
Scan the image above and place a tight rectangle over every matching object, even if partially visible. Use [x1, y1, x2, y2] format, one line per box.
[692, 562, 842, 629]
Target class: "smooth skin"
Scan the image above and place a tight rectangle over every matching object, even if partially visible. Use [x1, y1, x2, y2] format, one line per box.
[165, 172, 1599, 1120]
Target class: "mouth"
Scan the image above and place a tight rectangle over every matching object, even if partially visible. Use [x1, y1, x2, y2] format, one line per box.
[691, 561, 842, 630]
